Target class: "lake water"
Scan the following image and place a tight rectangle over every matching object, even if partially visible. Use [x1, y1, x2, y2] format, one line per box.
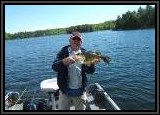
[5, 29, 155, 110]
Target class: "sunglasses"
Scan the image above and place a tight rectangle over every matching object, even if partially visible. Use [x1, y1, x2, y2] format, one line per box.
[72, 37, 81, 41]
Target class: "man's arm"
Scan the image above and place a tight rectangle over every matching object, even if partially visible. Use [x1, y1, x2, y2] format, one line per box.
[83, 64, 95, 74]
[52, 49, 66, 72]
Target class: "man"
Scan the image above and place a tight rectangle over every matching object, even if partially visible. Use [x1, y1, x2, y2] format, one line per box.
[52, 31, 99, 110]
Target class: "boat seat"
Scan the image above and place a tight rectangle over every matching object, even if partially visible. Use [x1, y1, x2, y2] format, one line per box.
[40, 78, 59, 93]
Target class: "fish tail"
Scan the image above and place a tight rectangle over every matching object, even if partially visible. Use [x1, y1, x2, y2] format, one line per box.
[101, 56, 111, 64]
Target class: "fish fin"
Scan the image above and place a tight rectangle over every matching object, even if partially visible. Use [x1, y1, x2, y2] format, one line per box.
[95, 51, 101, 55]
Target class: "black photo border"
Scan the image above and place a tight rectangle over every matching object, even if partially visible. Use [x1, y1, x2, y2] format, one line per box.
[1, 0, 159, 114]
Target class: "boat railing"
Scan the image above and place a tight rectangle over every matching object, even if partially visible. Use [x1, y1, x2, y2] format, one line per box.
[88, 83, 121, 110]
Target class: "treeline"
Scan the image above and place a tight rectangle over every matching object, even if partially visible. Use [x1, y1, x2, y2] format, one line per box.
[5, 28, 66, 40]
[114, 5, 155, 30]
[66, 20, 115, 33]
[5, 20, 115, 40]
[5, 5, 155, 40]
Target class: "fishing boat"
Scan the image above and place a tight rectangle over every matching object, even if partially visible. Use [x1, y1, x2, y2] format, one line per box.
[5, 77, 121, 110]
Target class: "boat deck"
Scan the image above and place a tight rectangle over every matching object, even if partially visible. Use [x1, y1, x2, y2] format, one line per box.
[5, 78, 120, 110]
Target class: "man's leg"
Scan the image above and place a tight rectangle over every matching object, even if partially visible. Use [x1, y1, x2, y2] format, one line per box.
[72, 95, 85, 110]
[58, 90, 71, 110]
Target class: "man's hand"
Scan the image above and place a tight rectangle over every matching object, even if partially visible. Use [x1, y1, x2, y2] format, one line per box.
[62, 57, 76, 65]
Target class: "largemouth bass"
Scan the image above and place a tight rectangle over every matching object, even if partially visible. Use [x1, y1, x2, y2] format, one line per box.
[75, 51, 111, 64]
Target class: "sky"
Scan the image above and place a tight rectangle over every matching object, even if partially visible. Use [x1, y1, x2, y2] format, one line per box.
[5, 5, 153, 34]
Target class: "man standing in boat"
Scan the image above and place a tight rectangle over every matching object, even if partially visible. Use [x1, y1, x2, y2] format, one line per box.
[52, 31, 99, 110]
